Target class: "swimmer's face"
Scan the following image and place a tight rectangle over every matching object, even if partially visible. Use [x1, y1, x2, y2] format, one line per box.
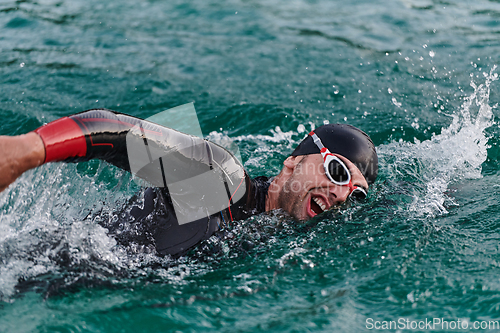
[274, 154, 369, 220]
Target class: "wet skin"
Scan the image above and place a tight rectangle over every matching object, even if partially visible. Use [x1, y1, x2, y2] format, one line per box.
[0, 133, 45, 193]
[266, 154, 369, 220]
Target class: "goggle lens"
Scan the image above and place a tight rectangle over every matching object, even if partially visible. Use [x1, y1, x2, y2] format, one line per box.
[327, 159, 350, 184]
[350, 187, 367, 201]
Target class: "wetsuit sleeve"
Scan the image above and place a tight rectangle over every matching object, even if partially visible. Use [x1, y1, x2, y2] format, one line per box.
[33, 109, 142, 171]
[33, 108, 251, 221]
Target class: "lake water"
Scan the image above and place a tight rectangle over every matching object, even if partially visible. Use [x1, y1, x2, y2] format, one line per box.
[1, 0, 500, 332]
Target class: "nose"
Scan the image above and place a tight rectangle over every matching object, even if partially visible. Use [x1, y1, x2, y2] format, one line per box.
[329, 184, 351, 204]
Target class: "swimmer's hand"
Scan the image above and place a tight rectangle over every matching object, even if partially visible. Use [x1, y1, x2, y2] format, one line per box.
[0, 133, 45, 192]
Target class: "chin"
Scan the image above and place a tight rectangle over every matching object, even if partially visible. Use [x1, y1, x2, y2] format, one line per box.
[291, 208, 312, 221]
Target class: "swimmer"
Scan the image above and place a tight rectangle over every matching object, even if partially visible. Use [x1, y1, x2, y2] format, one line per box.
[0, 109, 377, 255]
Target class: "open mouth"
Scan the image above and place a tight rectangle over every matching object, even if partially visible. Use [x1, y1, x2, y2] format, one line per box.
[310, 196, 327, 216]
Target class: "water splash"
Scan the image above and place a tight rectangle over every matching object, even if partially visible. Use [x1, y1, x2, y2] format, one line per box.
[0, 163, 187, 300]
[207, 122, 318, 175]
[379, 66, 498, 217]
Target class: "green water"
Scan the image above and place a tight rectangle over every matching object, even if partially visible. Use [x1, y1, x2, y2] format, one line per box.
[2, 0, 500, 332]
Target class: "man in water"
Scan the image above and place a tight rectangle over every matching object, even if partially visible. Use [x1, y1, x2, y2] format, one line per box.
[0, 109, 377, 255]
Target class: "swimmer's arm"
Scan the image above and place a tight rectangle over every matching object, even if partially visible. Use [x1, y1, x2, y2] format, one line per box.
[0, 132, 45, 192]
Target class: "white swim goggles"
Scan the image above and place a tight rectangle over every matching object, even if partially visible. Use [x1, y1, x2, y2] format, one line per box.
[309, 130, 367, 200]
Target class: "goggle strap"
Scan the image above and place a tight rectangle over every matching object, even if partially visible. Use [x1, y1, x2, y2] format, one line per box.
[309, 131, 325, 151]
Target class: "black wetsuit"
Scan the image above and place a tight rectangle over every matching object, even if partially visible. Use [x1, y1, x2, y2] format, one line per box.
[34, 109, 271, 256]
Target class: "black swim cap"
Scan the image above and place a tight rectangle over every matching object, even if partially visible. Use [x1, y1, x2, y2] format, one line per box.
[291, 124, 378, 185]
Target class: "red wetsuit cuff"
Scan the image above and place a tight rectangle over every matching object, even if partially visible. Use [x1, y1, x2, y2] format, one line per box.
[34, 117, 87, 163]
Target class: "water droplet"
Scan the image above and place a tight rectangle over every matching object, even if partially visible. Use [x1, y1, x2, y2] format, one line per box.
[407, 291, 415, 303]
[392, 97, 402, 107]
